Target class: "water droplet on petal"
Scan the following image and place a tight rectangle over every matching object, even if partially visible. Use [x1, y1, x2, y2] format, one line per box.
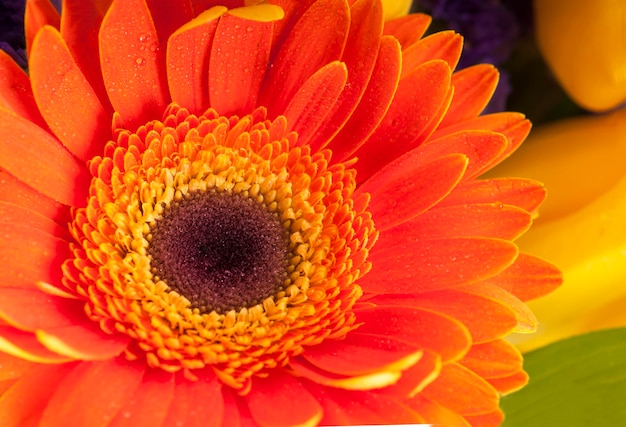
[136, 57, 146, 65]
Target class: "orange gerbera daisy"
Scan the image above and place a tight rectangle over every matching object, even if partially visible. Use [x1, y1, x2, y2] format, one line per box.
[0, 0, 561, 425]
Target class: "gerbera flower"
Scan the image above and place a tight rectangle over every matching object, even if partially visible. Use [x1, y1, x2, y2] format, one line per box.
[0, 0, 561, 426]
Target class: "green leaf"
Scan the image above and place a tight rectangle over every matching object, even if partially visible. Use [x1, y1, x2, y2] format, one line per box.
[502, 327, 626, 426]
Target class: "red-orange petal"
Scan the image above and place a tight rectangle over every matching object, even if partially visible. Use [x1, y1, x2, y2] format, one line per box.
[0, 169, 70, 224]
[246, 372, 322, 427]
[371, 290, 519, 344]
[418, 130, 508, 180]
[166, 7, 224, 114]
[209, 13, 274, 117]
[308, 0, 383, 151]
[0, 325, 72, 363]
[99, 0, 170, 129]
[0, 109, 89, 206]
[0, 352, 35, 381]
[381, 349, 441, 398]
[39, 359, 144, 427]
[25, 0, 60, 54]
[60, 0, 112, 108]
[488, 252, 563, 301]
[442, 64, 499, 126]
[462, 282, 538, 333]
[302, 332, 421, 376]
[377, 203, 531, 244]
[460, 339, 523, 379]
[0, 223, 72, 289]
[364, 237, 518, 293]
[0, 51, 47, 127]
[36, 322, 131, 360]
[0, 364, 75, 427]
[354, 59, 452, 179]
[354, 305, 470, 362]
[421, 362, 499, 416]
[486, 369, 528, 395]
[404, 394, 472, 427]
[383, 13, 431, 49]
[0, 201, 71, 239]
[161, 373, 224, 427]
[30, 26, 112, 162]
[464, 410, 505, 427]
[401, 31, 462, 77]
[305, 382, 424, 425]
[330, 35, 401, 162]
[0, 288, 85, 331]
[360, 154, 468, 230]
[145, 0, 194, 43]
[109, 369, 175, 427]
[259, 0, 349, 117]
[284, 61, 347, 145]
[440, 177, 547, 215]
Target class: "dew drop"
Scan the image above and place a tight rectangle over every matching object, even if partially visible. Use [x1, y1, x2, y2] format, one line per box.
[246, 26, 254, 32]
[138, 33, 150, 42]
[136, 57, 146, 65]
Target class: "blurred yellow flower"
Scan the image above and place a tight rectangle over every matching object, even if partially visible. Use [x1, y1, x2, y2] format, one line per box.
[535, 0, 626, 112]
[382, 0, 412, 20]
[487, 108, 626, 351]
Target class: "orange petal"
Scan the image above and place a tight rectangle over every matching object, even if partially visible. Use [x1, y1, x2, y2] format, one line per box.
[360, 154, 468, 230]
[220, 388, 246, 427]
[354, 59, 452, 179]
[463, 282, 538, 333]
[0, 325, 72, 363]
[460, 339, 523, 379]
[372, 290, 518, 344]
[246, 372, 322, 427]
[0, 223, 72, 289]
[305, 382, 424, 425]
[383, 13, 431, 49]
[433, 112, 532, 167]
[30, 26, 112, 162]
[421, 362, 499, 416]
[60, 0, 112, 108]
[0, 352, 35, 381]
[364, 237, 518, 293]
[405, 394, 472, 427]
[0, 51, 47, 127]
[401, 31, 463, 77]
[485, 369, 528, 395]
[209, 12, 275, 116]
[440, 177, 547, 215]
[464, 410, 505, 427]
[308, 0, 384, 151]
[378, 203, 531, 243]
[487, 252, 563, 302]
[166, 6, 225, 114]
[0, 288, 85, 331]
[145, 0, 194, 43]
[99, 0, 170, 128]
[0, 109, 90, 206]
[161, 373, 224, 427]
[25, 0, 60, 55]
[381, 349, 441, 398]
[39, 359, 144, 427]
[419, 130, 508, 180]
[0, 201, 71, 239]
[109, 369, 175, 427]
[259, 0, 350, 117]
[36, 322, 131, 360]
[330, 35, 401, 161]
[0, 169, 70, 224]
[442, 64, 499, 126]
[302, 332, 421, 376]
[354, 305, 470, 362]
[284, 61, 348, 145]
[0, 364, 74, 427]
[289, 356, 403, 390]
